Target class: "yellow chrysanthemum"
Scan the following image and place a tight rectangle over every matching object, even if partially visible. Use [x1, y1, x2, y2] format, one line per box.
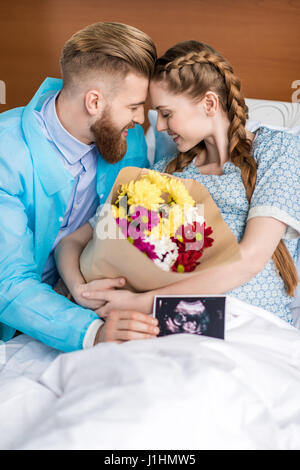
[111, 204, 128, 220]
[143, 170, 195, 208]
[111, 204, 119, 218]
[119, 205, 128, 219]
[150, 218, 171, 239]
[116, 179, 164, 211]
[116, 186, 128, 202]
[114, 170, 195, 235]
[142, 171, 170, 194]
[167, 178, 195, 208]
[149, 205, 183, 239]
[168, 205, 185, 235]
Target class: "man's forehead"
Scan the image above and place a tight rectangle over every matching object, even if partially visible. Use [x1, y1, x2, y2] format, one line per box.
[85, 71, 148, 103]
[121, 72, 148, 89]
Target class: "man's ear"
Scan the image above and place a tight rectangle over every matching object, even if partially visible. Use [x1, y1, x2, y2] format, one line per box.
[85, 89, 106, 117]
[202, 91, 219, 117]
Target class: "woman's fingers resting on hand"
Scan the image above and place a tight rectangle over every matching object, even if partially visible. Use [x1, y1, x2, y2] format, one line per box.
[81, 278, 126, 299]
[71, 277, 126, 309]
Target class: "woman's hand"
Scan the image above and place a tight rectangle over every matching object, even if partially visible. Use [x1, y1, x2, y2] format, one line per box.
[71, 277, 126, 310]
[81, 287, 154, 318]
[94, 310, 159, 344]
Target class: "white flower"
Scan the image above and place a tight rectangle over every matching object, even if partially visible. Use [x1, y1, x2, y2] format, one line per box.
[184, 206, 205, 226]
[153, 259, 171, 271]
[144, 235, 178, 271]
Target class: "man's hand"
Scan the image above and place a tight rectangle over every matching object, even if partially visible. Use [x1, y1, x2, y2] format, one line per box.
[71, 277, 126, 310]
[94, 310, 159, 344]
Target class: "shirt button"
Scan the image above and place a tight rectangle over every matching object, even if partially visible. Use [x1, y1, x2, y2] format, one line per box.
[100, 194, 104, 199]
[59, 216, 63, 222]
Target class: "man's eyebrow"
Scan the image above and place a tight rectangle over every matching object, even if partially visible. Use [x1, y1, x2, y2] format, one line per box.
[153, 105, 167, 110]
[129, 101, 146, 106]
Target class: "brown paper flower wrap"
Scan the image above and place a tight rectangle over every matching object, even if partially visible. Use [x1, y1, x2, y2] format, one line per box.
[80, 167, 241, 292]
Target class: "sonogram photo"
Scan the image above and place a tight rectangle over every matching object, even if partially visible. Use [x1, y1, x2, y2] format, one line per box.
[154, 296, 226, 339]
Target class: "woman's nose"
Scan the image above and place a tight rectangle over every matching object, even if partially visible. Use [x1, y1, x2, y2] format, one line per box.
[156, 115, 168, 132]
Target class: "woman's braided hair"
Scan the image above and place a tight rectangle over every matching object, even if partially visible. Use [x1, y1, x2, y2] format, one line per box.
[153, 40, 298, 296]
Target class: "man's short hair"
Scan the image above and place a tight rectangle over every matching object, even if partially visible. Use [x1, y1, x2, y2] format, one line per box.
[60, 22, 157, 88]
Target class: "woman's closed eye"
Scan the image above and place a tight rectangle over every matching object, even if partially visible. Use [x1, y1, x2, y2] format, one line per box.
[155, 108, 171, 119]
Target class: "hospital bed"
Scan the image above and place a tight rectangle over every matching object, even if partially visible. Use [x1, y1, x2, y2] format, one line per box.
[0, 98, 300, 450]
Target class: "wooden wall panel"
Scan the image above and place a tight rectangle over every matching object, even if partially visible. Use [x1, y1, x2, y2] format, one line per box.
[0, 0, 299, 118]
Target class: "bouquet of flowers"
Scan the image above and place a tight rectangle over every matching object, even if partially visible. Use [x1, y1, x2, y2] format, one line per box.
[112, 170, 214, 273]
[80, 167, 241, 292]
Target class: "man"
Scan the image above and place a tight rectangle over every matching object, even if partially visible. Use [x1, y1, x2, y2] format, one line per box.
[0, 22, 158, 352]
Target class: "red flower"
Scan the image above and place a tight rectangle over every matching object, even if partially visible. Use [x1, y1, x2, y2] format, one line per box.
[171, 222, 214, 273]
[171, 250, 204, 272]
[202, 224, 214, 248]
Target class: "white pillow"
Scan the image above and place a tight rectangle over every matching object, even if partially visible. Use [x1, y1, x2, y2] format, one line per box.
[247, 120, 300, 135]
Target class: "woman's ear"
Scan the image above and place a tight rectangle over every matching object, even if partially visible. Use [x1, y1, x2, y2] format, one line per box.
[203, 91, 219, 117]
[85, 89, 106, 117]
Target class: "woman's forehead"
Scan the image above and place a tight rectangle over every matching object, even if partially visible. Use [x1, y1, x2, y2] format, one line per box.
[150, 81, 186, 107]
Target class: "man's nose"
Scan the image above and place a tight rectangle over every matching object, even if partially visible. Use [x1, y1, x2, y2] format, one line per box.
[134, 107, 145, 126]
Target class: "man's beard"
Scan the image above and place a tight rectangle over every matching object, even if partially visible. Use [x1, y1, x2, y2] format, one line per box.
[90, 113, 135, 164]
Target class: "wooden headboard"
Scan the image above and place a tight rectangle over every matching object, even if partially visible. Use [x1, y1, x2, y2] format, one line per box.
[1, 0, 299, 116]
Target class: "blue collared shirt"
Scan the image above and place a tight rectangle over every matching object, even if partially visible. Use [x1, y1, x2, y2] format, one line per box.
[34, 91, 99, 285]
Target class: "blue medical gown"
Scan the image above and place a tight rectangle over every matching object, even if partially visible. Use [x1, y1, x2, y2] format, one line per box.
[0, 78, 149, 351]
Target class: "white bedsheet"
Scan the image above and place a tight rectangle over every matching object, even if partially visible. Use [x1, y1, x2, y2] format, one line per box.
[0, 335, 59, 449]
[1, 296, 300, 450]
